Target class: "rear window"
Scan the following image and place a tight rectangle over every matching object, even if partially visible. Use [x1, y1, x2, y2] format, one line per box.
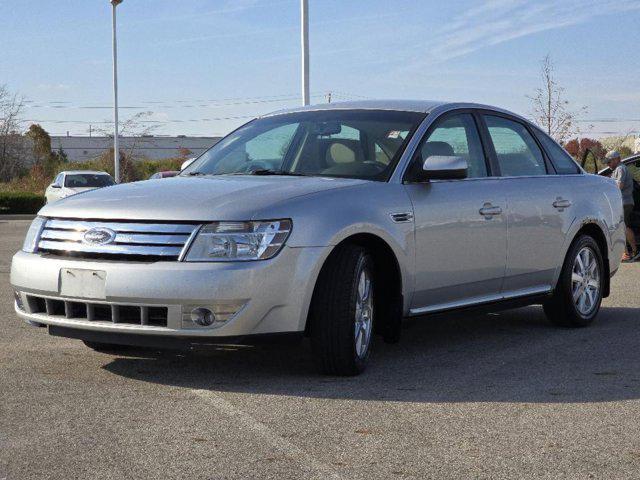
[484, 115, 547, 177]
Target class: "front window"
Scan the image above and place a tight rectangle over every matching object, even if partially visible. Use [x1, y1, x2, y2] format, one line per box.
[183, 110, 425, 181]
[64, 174, 115, 188]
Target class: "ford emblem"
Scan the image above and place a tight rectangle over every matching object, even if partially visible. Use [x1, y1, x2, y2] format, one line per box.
[83, 227, 117, 246]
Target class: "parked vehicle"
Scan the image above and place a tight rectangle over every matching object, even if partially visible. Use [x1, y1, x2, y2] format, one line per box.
[181, 157, 196, 171]
[45, 171, 115, 204]
[583, 154, 640, 250]
[12, 101, 625, 375]
[149, 171, 179, 180]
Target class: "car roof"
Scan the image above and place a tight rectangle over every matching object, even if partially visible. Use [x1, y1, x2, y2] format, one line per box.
[262, 99, 533, 124]
[60, 170, 111, 175]
[263, 100, 446, 116]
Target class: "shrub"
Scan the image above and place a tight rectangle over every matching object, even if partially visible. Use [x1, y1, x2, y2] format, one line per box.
[0, 155, 186, 195]
[0, 191, 46, 214]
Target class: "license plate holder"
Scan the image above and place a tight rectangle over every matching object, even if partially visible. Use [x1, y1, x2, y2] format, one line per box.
[59, 269, 107, 300]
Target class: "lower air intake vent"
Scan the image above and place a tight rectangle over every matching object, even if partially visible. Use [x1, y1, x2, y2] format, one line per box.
[26, 295, 168, 327]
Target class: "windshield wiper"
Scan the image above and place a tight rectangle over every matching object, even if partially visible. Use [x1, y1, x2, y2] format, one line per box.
[249, 169, 307, 176]
[184, 171, 208, 176]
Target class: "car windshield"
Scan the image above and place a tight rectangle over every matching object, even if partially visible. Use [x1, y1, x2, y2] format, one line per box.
[64, 174, 115, 188]
[182, 110, 426, 181]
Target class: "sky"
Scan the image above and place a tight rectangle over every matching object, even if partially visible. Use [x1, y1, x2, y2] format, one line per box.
[1, 0, 639, 139]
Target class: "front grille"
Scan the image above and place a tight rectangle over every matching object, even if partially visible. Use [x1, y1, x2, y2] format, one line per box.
[26, 295, 168, 327]
[37, 219, 199, 261]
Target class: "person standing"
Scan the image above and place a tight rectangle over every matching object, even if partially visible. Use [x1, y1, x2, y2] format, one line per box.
[604, 150, 638, 262]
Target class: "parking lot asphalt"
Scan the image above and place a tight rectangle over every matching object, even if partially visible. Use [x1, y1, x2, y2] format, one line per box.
[1, 219, 640, 479]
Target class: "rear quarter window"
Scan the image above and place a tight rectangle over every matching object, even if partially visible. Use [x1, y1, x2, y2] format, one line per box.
[535, 131, 581, 174]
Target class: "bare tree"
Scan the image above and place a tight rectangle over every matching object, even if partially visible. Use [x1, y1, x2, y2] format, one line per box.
[0, 85, 29, 182]
[94, 111, 161, 162]
[528, 55, 586, 144]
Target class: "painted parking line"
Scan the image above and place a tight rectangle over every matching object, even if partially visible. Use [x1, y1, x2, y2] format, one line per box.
[190, 389, 342, 479]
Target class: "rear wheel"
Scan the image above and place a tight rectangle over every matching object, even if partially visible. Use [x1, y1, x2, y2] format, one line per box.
[544, 235, 603, 327]
[310, 245, 374, 376]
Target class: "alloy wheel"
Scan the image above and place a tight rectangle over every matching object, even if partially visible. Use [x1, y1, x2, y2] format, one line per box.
[571, 246, 601, 316]
[354, 268, 373, 358]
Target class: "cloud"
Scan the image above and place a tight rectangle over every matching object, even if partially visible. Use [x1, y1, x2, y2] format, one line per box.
[127, 0, 294, 27]
[35, 83, 71, 92]
[404, 0, 640, 68]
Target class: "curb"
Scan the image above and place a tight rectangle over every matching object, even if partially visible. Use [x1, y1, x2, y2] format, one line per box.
[0, 214, 36, 220]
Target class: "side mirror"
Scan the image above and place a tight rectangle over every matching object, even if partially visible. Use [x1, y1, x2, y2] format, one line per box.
[420, 155, 468, 180]
[51, 183, 62, 189]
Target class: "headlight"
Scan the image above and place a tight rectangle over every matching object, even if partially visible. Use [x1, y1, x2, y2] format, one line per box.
[22, 216, 47, 253]
[184, 219, 292, 262]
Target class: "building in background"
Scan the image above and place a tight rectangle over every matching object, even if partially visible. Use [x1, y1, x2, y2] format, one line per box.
[50, 135, 220, 163]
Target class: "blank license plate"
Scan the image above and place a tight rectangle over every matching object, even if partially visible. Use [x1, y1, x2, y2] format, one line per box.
[59, 269, 107, 300]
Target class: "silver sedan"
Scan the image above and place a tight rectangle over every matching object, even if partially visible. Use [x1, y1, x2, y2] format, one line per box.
[12, 101, 625, 375]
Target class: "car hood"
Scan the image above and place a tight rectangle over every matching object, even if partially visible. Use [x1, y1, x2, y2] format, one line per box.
[39, 175, 368, 221]
[63, 187, 98, 195]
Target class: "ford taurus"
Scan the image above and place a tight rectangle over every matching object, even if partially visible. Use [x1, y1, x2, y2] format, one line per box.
[11, 101, 626, 375]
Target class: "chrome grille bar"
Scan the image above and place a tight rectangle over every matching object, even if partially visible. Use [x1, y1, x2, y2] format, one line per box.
[38, 240, 184, 257]
[46, 219, 197, 234]
[38, 218, 200, 260]
[41, 229, 191, 245]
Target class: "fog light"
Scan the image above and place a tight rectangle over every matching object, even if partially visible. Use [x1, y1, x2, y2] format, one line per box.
[191, 307, 216, 326]
[14, 291, 25, 311]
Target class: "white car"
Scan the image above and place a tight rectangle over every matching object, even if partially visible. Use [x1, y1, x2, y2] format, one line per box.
[45, 171, 115, 204]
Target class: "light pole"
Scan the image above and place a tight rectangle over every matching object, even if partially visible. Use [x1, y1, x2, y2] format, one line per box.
[300, 0, 309, 106]
[111, 0, 123, 183]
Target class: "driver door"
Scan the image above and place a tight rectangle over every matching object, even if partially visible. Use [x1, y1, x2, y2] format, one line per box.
[403, 112, 507, 312]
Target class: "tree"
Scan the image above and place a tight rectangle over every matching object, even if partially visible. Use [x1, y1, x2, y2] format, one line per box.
[564, 137, 606, 172]
[55, 145, 69, 163]
[95, 111, 161, 162]
[528, 55, 586, 144]
[0, 84, 28, 182]
[24, 123, 70, 178]
[25, 124, 52, 165]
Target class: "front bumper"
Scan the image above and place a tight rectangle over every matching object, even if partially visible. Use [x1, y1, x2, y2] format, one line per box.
[11, 246, 326, 340]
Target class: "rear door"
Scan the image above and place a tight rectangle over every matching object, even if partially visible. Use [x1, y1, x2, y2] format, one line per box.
[403, 112, 507, 312]
[480, 113, 573, 295]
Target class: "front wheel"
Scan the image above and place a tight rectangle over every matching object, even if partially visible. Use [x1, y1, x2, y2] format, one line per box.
[309, 245, 374, 376]
[544, 235, 604, 327]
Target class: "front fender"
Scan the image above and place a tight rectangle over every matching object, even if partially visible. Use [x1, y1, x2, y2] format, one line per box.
[254, 182, 417, 314]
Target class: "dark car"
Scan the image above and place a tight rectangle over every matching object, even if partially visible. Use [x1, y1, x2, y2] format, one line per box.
[583, 153, 640, 248]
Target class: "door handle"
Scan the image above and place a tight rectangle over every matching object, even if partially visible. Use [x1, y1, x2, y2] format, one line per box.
[552, 198, 572, 210]
[479, 203, 502, 217]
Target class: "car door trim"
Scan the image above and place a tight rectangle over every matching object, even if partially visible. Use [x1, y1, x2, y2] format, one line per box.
[409, 285, 551, 316]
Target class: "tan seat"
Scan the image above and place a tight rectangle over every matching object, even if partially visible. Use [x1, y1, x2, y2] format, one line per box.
[326, 142, 357, 165]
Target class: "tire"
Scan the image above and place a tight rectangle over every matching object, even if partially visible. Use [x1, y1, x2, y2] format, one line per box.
[544, 235, 604, 328]
[309, 245, 374, 376]
[83, 341, 129, 353]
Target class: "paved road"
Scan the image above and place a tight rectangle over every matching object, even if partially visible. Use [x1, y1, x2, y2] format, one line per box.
[1, 219, 639, 479]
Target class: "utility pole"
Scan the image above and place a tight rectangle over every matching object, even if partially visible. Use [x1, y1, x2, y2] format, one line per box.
[300, 0, 310, 106]
[111, 0, 123, 182]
